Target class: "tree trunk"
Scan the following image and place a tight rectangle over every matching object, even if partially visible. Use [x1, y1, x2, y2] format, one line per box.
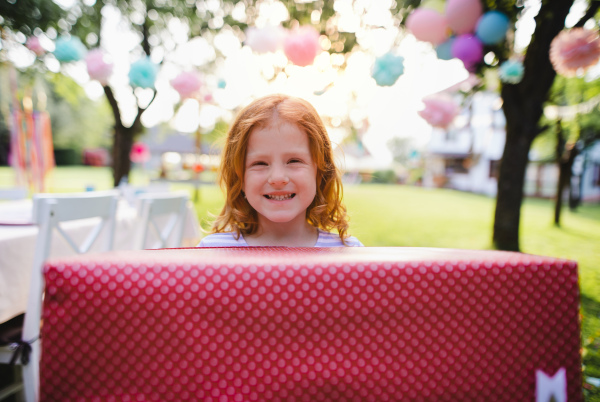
[112, 125, 135, 187]
[554, 123, 567, 226]
[492, 0, 574, 251]
[103, 85, 149, 187]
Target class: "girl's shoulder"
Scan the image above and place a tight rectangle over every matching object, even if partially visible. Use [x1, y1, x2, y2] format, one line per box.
[316, 230, 364, 247]
[197, 232, 248, 247]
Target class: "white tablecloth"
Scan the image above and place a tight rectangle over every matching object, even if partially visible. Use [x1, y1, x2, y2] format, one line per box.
[0, 199, 201, 323]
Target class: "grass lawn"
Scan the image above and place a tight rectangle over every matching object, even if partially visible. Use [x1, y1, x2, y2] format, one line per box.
[2, 166, 600, 396]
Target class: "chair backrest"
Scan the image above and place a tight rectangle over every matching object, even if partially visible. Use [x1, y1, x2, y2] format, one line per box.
[22, 190, 119, 402]
[0, 187, 28, 200]
[120, 182, 170, 206]
[133, 192, 189, 250]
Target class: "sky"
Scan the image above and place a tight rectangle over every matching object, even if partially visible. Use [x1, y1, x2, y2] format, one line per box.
[6, 0, 594, 166]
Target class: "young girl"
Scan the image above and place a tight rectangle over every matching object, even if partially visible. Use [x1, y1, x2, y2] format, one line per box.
[198, 94, 363, 247]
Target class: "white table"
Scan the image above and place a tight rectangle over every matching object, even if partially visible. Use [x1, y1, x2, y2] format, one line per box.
[0, 199, 201, 323]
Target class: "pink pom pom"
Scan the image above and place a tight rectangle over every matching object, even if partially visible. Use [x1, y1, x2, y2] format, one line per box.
[283, 26, 321, 67]
[130, 142, 150, 164]
[550, 28, 600, 77]
[418, 94, 459, 129]
[446, 0, 483, 35]
[85, 49, 113, 85]
[406, 8, 449, 45]
[26, 37, 45, 56]
[245, 25, 286, 53]
[170, 71, 202, 100]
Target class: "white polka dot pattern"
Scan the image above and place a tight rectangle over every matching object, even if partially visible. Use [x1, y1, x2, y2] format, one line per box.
[39, 248, 582, 401]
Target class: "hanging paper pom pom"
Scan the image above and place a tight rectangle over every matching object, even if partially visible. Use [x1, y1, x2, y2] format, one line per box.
[446, 0, 483, 35]
[245, 25, 286, 53]
[85, 49, 113, 85]
[451, 34, 484, 70]
[498, 60, 524, 84]
[170, 71, 202, 99]
[475, 11, 510, 45]
[217, 78, 227, 89]
[130, 142, 150, 164]
[128, 57, 159, 89]
[283, 26, 321, 67]
[436, 38, 456, 60]
[406, 8, 449, 45]
[53, 36, 87, 63]
[371, 53, 405, 87]
[418, 94, 459, 129]
[550, 28, 600, 77]
[26, 37, 45, 56]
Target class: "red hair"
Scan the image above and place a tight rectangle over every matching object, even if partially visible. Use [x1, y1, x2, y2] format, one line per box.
[210, 93, 351, 242]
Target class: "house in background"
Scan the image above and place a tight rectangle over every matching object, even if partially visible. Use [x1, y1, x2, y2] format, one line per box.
[423, 91, 507, 197]
[577, 140, 600, 202]
[423, 91, 566, 199]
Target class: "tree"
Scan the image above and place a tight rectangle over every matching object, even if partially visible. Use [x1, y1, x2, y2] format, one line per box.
[2, 0, 357, 186]
[492, 1, 599, 251]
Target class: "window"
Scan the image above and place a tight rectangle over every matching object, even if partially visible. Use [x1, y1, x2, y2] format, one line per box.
[445, 158, 469, 174]
[593, 163, 600, 187]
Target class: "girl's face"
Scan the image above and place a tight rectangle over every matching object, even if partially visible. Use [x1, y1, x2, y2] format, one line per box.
[243, 118, 317, 229]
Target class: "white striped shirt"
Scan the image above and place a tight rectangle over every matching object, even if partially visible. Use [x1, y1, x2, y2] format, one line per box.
[197, 229, 363, 247]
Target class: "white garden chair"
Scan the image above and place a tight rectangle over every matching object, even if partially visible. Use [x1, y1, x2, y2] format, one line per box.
[132, 192, 189, 250]
[0, 190, 119, 402]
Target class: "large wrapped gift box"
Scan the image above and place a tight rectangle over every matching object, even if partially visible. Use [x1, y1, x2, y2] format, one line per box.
[40, 247, 582, 401]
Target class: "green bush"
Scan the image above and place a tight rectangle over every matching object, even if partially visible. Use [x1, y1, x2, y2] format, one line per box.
[54, 148, 81, 166]
[370, 169, 397, 184]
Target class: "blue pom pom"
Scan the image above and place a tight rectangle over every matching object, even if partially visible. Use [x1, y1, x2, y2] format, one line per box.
[475, 11, 510, 45]
[371, 53, 405, 87]
[53, 37, 87, 63]
[217, 79, 227, 89]
[498, 60, 524, 84]
[436, 38, 455, 61]
[128, 57, 159, 89]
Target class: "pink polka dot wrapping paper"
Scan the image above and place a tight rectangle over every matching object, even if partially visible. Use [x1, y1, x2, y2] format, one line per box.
[39, 247, 582, 401]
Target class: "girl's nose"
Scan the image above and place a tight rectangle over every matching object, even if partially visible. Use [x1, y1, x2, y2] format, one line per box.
[268, 166, 289, 185]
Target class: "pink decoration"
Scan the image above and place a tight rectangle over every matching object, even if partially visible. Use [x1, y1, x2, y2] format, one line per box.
[406, 8, 449, 45]
[85, 49, 113, 85]
[130, 142, 150, 164]
[170, 71, 202, 100]
[550, 28, 600, 77]
[283, 26, 321, 67]
[418, 94, 459, 129]
[26, 37, 45, 56]
[204, 93, 214, 102]
[446, 0, 483, 35]
[451, 34, 484, 70]
[245, 25, 286, 53]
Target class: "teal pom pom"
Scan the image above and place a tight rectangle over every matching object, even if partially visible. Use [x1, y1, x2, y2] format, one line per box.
[498, 60, 524, 84]
[128, 57, 159, 89]
[371, 53, 405, 87]
[436, 38, 455, 61]
[53, 37, 87, 63]
[217, 79, 227, 89]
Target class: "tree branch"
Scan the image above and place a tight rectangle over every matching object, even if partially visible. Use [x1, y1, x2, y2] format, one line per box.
[574, 1, 600, 28]
[103, 85, 122, 128]
[131, 89, 158, 132]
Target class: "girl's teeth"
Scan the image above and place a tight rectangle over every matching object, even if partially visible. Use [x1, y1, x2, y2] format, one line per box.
[268, 194, 293, 201]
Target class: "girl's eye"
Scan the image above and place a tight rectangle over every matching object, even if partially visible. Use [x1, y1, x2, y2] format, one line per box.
[288, 158, 302, 164]
[252, 161, 267, 166]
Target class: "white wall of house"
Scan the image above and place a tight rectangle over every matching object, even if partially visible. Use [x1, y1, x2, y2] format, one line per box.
[580, 141, 600, 202]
